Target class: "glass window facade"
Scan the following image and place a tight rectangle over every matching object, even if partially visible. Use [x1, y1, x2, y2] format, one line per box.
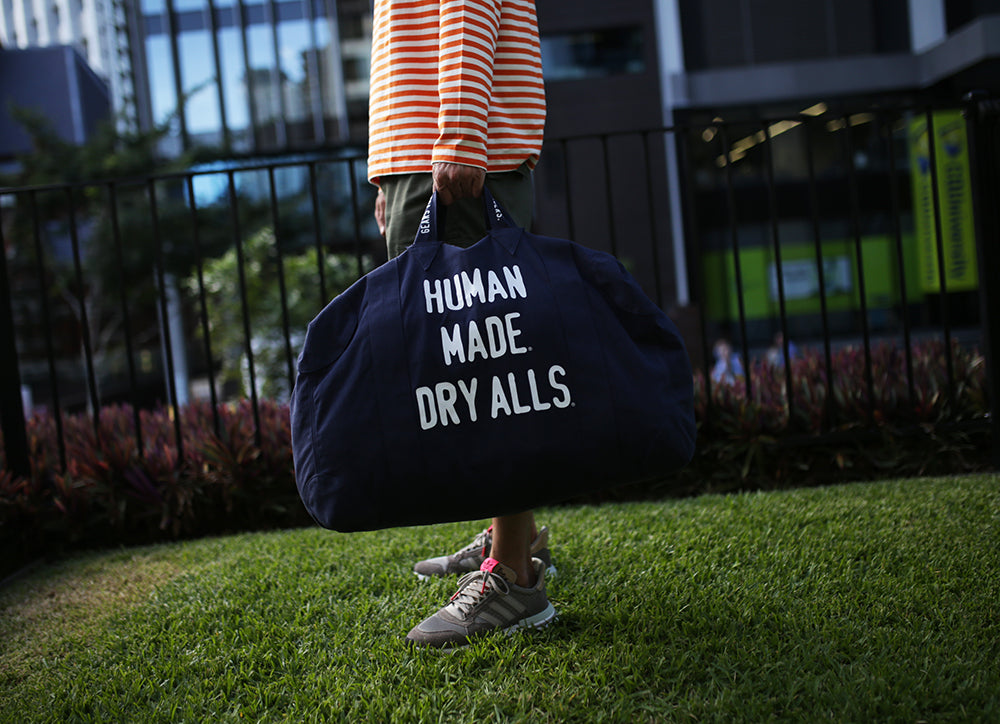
[134, 0, 370, 154]
[177, 29, 222, 141]
[217, 26, 250, 148]
[145, 35, 177, 126]
[541, 26, 645, 81]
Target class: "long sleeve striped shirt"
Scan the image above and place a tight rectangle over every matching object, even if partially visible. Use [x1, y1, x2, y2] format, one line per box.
[367, 0, 546, 183]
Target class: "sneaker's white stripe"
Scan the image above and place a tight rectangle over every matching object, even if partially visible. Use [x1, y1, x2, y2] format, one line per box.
[479, 611, 504, 627]
[486, 597, 523, 621]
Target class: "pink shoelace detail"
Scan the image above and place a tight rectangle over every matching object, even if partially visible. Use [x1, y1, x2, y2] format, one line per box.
[449, 557, 509, 609]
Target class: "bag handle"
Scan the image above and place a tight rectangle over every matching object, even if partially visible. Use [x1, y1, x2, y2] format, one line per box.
[410, 187, 515, 247]
[412, 192, 446, 246]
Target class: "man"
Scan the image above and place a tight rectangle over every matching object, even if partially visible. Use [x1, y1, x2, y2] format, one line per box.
[367, 0, 555, 649]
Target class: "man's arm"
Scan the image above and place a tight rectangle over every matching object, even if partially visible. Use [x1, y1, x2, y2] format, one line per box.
[433, 0, 500, 204]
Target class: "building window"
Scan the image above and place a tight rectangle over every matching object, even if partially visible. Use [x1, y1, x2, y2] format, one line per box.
[146, 35, 178, 126]
[141, 0, 166, 15]
[540, 26, 644, 82]
[217, 26, 251, 147]
[174, 0, 207, 12]
[178, 30, 222, 140]
[277, 19, 314, 124]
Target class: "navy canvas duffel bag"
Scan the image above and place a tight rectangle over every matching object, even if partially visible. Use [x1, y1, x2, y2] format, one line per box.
[290, 189, 695, 532]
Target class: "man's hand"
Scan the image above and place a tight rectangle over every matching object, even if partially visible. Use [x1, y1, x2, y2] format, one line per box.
[374, 187, 386, 237]
[433, 162, 486, 205]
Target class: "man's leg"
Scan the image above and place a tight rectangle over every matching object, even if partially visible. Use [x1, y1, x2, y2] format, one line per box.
[489, 511, 537, 587]
[387, 164, 552, 586]
[380, 166, 556, 647]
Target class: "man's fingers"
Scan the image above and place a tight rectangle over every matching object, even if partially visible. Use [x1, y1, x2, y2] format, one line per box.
[434, 177, 455, 205]
[374, 188, 387, 236]
[433, 162, 486, 204]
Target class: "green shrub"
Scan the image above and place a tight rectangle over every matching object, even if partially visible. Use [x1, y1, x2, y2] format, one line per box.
[0, 400, 312, 579]
[663, 338, 991, 497]
[189, 226, 368, 400]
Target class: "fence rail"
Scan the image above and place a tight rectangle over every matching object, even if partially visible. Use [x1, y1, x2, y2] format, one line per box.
[1, 95, 997, 479]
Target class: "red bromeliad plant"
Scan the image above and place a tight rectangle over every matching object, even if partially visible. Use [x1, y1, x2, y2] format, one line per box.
[0, 338, 991, 577]
[687, 339, 990, 494]
[0, 399, 309, 577]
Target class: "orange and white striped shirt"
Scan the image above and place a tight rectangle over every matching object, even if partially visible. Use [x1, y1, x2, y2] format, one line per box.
[367, 0, 546, 183]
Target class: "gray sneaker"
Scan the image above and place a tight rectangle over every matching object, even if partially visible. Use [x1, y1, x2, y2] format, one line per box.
[406, 557, 556, 649]
[413, 525, 556, 580]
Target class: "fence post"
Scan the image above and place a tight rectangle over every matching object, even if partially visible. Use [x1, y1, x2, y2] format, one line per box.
[965, 91, 1000, 469]
[0, 221, 31, 479]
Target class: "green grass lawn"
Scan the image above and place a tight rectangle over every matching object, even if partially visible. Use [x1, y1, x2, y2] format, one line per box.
[2, 474, 998, 723]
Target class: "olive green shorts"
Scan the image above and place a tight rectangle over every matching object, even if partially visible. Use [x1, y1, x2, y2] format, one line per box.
[380, 162, 534, 260]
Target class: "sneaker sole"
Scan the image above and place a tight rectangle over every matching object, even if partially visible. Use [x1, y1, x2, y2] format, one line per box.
[410, 603, 558, 652]
[509, 601, 557, 634]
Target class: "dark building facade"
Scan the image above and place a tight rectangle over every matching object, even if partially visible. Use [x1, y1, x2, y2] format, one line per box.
[0, 45, 112, 163]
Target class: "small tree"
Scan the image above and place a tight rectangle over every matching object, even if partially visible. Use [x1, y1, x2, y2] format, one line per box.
[191, 225, 365, 401]
[2, 108, 266, 410]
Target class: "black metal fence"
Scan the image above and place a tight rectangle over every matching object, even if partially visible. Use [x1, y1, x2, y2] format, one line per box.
[1, 96, 997, 478]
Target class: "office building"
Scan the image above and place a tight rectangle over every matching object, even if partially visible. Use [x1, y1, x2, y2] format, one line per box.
[6, 0, 1000, 322]
[0, 45, 112, 161]
[127, 0, 371, 156]
[0, 0, 137, 131]
[534, 0, 1000, 343]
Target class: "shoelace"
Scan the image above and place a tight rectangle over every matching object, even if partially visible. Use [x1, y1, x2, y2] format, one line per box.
[455, 527, 492, 560]
[449, 568, 510, 616]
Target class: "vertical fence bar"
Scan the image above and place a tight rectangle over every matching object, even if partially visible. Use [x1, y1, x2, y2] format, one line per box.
[65, 187, 101, 434]
[147, 179, 185, 459]
[599, 134, 620, 258]
[347, 157, 366, 277]
[107, 182, 144, 454]
[185, 175, 221, 435]
[718, 123, 753, 400]
[964, 92, 1000, 468]
[29, 191, 67, 471]
[640, 131, 665, 308]
[883, 110, 917, 410]
[308, 161, 328, 309]
[560, 138, 576, 241]
[228, 170, 263, 447]
[676, 124, 715, 425]
[762, 120, 795, 418]
[924, 108, 956, 396]
[803, 117, 835, 431]
[841, 114, 876, 423]
[0, 196, 30, 479]
[267, 166, 296, 392]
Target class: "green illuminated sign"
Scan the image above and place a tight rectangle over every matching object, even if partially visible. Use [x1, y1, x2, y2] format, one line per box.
[908, 110, 979, 293]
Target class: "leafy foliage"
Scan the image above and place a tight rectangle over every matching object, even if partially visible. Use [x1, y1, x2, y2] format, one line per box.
[188, 226, 366, 400]
[0, 339, 992, 579]
[0, 400, 310, 578]
[667, 338, 991, 497]
[1, 108, 257, 410]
